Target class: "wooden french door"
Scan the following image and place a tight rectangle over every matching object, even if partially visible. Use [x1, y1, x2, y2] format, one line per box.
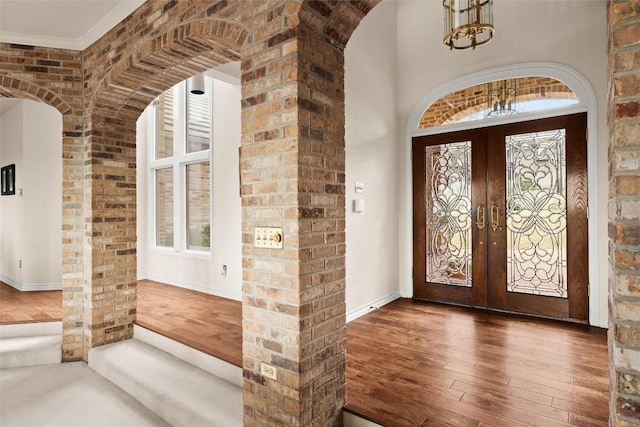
[412, 113, 588, 322]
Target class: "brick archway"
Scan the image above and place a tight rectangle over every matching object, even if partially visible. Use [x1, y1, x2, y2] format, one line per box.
[80, 12, 250, 357]
[89, 19, 249, 121]
[0, 77, 74, 115]
[78, 0, 385, 423]
[0, 73, 87, 360]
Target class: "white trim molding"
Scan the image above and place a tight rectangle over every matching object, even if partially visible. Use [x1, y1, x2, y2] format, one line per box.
[346, 293, 401, 323]
[0, 1, 145, 50]
[402, 62, 602, 327]
[0, 275, 61, 292]
[143, 275, 241, 302]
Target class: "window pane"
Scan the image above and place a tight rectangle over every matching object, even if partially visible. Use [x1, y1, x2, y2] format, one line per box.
[186, 162, 211, 251]
[186, 78, 211, 153]
[424, 141, 473, 287]
[506, 129, 568, 298]
[155, 87, 174, 159]
[155, 167, 174, 247]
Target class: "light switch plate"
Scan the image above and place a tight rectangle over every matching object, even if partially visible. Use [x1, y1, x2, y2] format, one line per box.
[355, 181, 364, 194]
[254, 227, 283, 249]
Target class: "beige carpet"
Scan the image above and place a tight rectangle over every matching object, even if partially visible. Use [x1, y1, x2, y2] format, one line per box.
[0, 362, 170, 427]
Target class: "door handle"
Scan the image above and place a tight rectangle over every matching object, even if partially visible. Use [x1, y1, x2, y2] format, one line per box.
[475, 205, 486, 230]
[491, 204, 503, 231]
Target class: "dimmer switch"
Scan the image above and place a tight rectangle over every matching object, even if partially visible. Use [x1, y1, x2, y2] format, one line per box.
[254, 227, 284, 249]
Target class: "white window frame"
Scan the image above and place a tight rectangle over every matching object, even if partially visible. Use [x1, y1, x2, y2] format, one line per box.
[148, 79, 213, 257]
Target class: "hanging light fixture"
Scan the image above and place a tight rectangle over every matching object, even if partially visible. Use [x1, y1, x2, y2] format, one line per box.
[443, 0, 494, 50]
[189, 73, 205, 95]
[486, 79, 518, 117]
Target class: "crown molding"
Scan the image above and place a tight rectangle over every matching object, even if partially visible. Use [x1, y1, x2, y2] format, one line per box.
[0, 0, 145, 51]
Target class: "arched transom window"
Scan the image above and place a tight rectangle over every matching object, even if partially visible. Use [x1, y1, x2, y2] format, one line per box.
[419, 76, 578, 128]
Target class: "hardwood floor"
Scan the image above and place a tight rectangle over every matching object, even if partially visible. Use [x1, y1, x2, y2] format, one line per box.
[136, 280, 243, 367]
[1, 279, 609, 426]
[0, 281, 61, 324]
[345, 299, 608, 427]
[135, 281, 608, 426]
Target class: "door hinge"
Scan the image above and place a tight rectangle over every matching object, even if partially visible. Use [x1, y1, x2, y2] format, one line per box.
[588, 283, 590, 296]
[586, 127, 589, 142]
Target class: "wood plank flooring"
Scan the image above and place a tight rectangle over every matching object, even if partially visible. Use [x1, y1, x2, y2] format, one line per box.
[135, 281, 608, 426]
[1, 279, 609, 426]
[136, 280, 243, 367]
[345, 299, 608, 427]
[0, 281, 61, 324]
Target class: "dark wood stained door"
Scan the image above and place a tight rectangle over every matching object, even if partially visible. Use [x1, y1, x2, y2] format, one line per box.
[412, 113, 588, 322]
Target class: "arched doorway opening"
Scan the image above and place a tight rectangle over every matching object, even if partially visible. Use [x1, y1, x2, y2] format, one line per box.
[81, 14, 248, 360]
[133, 65, 243, 367]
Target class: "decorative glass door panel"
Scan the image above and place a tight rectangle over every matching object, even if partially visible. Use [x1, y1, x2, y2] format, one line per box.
[425, 142, 472, 288]
[505, 129, 568, 298]
[413, 113, 588, 322]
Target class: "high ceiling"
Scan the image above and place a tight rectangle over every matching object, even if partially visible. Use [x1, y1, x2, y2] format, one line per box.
[0, 0, 146, 50]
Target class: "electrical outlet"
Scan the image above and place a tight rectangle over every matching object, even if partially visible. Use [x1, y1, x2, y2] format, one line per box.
[260, 362, 277, 380]
[254, 227, 283, 249]
[19, 260, 22, 268]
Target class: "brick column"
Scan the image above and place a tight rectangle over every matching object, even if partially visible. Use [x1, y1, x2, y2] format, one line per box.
[608, 0, 640, 424]
[82, 115, 138, 358]
[240, 23, 347, 426]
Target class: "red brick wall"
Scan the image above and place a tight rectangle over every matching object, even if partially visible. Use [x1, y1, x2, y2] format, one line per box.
[608, 0, 640, 425]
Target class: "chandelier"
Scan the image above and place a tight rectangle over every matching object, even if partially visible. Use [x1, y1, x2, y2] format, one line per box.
[486, 79, 518, 117]
[443, 0, 494, 50]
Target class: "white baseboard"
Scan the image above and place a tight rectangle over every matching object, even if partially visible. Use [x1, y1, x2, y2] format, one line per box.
[343, 412, 383, 427]
[0, 276, 61, 291]
[142, 275, 241, 301]
[347, 293, 401, 323]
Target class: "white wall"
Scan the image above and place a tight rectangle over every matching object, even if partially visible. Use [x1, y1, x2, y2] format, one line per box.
[345, 0, 401, 320]
[0, 100, 62, 290]
[0, 102, 24, 286]
[393, 0, 608, 326]
[137, 75, 243, 300]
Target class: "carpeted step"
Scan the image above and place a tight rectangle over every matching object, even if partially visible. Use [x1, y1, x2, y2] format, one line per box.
[88, 338, 242, 427]
[0, 335, 62, 368]
[133, 324, 242, 387]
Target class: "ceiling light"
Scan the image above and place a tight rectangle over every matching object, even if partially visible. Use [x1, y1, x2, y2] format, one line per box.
[443, 0, 494, 50]
[189, 73, 205, 95]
